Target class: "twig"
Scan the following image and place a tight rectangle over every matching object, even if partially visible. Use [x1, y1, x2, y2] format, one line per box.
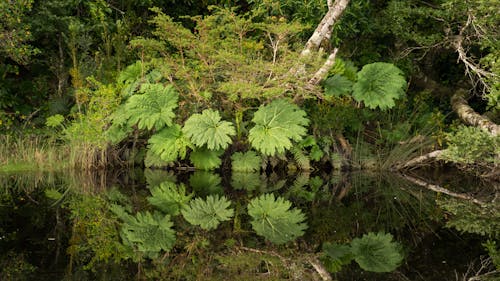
[308, 256, 332, 281]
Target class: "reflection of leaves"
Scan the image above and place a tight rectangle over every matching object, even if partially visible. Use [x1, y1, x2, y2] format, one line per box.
[181, 195, 234, 230]
[144, 169, 177, 187]
[231, 172, 261, 191]
[110, 207, 176, 259]
[189, 172, 223, 197]
[147, 182, 192, 216]
[248, 194, 307, 244]
[231, 151, 261, 172]
[350, 232, 403, 272]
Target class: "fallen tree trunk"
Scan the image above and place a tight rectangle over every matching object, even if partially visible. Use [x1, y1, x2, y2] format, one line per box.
[451, 89, 500, 136]
[399, 150, 444, 170]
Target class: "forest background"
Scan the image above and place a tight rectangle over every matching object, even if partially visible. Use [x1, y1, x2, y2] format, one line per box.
[0, 0, 498, 176]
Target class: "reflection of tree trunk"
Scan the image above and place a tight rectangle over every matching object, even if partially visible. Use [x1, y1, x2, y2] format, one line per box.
[400, 173, 486, 206]
[451, 89, 500, 136]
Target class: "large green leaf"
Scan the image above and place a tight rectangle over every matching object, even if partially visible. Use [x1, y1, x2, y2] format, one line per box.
[231, 151, 261, 172]
[323, 74, 354, 97]
[249, 99, 309, 156]
[352, 62, 406, 110]
[350, 232, 404, 272]
[127, 83, 179, 130]
[189, 148, 223, 170]
[147, 182, 192, 215]
[247, 193, 307, 244]
[148, 125, 192, 164]
[181, 195, 234, 230]
[189, 171, 224, 196]
[182, 109, 235, 150]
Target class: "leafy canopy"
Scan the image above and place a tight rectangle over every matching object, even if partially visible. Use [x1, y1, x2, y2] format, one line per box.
[182, 109, 236, 150]
[350, 232, 404, 272]
[181, 195, 234, 230]
[147, 182, 193, 216]
[352, 62, 406, 110]
[249, 99, 309, 156]
[247, 193, 307, 244]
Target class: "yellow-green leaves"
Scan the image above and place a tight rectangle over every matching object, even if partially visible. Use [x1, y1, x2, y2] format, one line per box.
[182, 109, 236, 150]
[249, 100, 309, 156]
[148, 125, 192, 164]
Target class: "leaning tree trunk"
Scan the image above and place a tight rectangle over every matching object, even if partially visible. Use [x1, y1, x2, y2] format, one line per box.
[451, 89, 500, 136]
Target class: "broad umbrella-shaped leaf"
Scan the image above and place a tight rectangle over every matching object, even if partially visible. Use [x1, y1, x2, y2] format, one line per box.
[181, 195, 234, 230]
[148, 125, 191, 163]
[189, 171, 223, 197]
[248, 193, 307, 244]
[231, 151, 261, 172]
[249, 99, 309, 156]
[352, 62, 406, 110]
[182, 109, 235, 150]
[350, 232, 404, 272]
[324, 74, 354, 97]
[125, 83, 179, 130]
[147, 182, 192, 215]
[189, 148, 223, 170]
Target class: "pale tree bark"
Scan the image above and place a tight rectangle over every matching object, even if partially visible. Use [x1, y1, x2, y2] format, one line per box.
[451, 89, 500, 136]
[301, 0, 350, 56]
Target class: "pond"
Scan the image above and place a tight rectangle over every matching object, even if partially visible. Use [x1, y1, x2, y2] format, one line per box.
[0, 169, 498, 280]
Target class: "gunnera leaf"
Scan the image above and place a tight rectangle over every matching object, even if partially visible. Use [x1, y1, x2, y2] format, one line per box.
[247, 193, 307, 244]
[352, 62, 406, 110]
[189, 171, 223, 197]
[321, 242, 354, 273]
[324, 74, 354, 97]
[231, 151, 261, 172]
[230, 172, 261, 191]
[148, 124, 191, 164]
[124, 83, 179, 130]
[189, 148, 223, 170]
[119, 210, 176, 258]
[147, 182, 192, 216]
[182, 109, 236, 150]
[181, 195, 234, 230]
[249, 99, 309, 156]
[350, 232, 404, 272]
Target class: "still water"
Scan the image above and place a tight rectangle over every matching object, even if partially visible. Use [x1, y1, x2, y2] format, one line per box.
[0, 169, 497, 280]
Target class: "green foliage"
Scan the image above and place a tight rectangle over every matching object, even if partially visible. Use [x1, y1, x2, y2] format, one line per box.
[440, 126, 500, 165]
[352, 63, 406, 110]
[483, 240, 500, 270]
[350, 232, 404, 272]
[321, 243, 354, 273]
[189, 148, 223, 170]
[323, 74, 353, 97]
[181, 195, 234, 230]
[231, 151, 261, 172]
[189, 171, 223, 196]
[182, 109, 236, 150]
[45, 114, 65, 128]
[438, 198, 500, 238]
[147, 182, 192, 216]
[111, 206, 176, 259]
[247, 193, 307, 244]
[249, 99, 309, 156]
[230, 172, 261, 191]
[148, 125, 192, 164]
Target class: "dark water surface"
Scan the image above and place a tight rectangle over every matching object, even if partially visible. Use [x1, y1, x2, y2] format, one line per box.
[0, 169, 497, 280]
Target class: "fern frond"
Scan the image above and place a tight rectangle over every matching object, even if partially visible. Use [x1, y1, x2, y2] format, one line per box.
[247, 193, 307, 244]
[148, 125, 192, 164]
[125, 83, 179, 130]
[189, 148, 223, 170]
[147, 182, 192, 215]
[181, 195, 234, 230]
[352, 63, 406, 110]
[231, 151, 261, 172]
[290, 146, 311, 171]
[182, 109, 236, 150]
[249, 99, 309, 156]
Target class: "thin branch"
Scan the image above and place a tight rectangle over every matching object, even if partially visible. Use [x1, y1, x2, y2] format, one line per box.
[309, 48, 338, 85]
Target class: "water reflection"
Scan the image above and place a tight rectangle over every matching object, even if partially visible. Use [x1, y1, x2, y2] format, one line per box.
[0, 170, 496, 280]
